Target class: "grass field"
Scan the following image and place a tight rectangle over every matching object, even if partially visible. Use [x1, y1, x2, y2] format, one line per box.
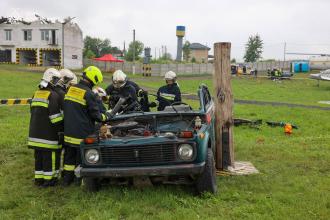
[0, 65, 329, 219]
[134, 75, 330, 107]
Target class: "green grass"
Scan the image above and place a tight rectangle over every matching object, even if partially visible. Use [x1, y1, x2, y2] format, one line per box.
[0, 64, 329, 219]
[134, 75, 330, 106]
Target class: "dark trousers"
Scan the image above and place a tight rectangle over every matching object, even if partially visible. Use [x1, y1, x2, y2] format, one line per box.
[63, 145, 80, 175]
[34, 149, 61, 181]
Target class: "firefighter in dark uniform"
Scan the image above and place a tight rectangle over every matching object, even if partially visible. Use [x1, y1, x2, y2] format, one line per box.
[54, 68, 77, 109]
[126, 80, 152, 112]
[92, 87, 107, 113]
[157, 71, 181, 111]
[105, 70, 140, 113]
[109, 70, 150, 111]
[28, 68, 63, 187]
[62, 66, 113, 186]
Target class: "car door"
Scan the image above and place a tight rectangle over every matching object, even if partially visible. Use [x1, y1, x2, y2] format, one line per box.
[199, 85, 216, 152]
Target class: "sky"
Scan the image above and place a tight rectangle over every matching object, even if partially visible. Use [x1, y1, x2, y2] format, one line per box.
[1, 0, 330, 61]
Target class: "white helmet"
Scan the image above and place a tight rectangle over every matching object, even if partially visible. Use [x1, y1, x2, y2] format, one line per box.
[92, 87, 107, 97]
[164, 71, 177, 81]
[58, 69, 75, 88]
[112, 70, 127, 89]
[40, 68, 61, 88]
[71, 73, 78, 85]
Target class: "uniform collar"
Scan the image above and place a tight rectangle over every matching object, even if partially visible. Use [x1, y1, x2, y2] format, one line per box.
[80, 80, 93, 89]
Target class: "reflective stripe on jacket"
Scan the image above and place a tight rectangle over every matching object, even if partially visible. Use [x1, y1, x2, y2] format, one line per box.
[157, 83, 181, 111]
[63, 81, 108, 146]
[28, 87, 63, 150]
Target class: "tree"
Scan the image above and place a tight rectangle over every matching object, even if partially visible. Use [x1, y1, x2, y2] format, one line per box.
[151, 53, 173, 64]
[109, 46, 123, 56]
[182, 41, 191, 62]
[99, 38, 113, 56]
[231, 58, 236, 63]
[84, 49, 96, 59]
[191, 57, 196, 63]
[125, 41, 144, 61]
[161, 53, 172, 60]
[83, 36, 121, 58]
[83, 36, 103, 57]
[243, 34, 263, 62]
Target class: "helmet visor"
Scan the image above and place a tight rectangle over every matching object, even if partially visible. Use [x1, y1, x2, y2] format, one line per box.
[113, 80, 126, 89]
[51, 76, 61, 85]
[166, 79, 174, 85]
[63, 76, 74, 84]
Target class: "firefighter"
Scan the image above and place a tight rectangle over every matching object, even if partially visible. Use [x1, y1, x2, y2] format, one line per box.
[57, 69, 76, 91]
[109, 70, 146, 97]
[62, 66, 113, 186]
[105, 70, 139, 113]
[92, 87, 107, 113]
[70, 73, 78, 86]
[156, 71, 181, 111]
[267, 68, 271, 76]
[28, 68, 63, 187]
[125, 77, 150, 111]
[55, 68, 76, 109]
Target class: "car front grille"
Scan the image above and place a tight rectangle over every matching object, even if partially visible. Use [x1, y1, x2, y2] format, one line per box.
[100, 144, 177, 166]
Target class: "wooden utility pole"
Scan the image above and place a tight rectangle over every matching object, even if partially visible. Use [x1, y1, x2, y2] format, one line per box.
[213, 42, 234, 170]
[132, 29, 136, 75]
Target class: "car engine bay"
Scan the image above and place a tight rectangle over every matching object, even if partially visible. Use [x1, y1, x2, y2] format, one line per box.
[98, 115, 203, 139]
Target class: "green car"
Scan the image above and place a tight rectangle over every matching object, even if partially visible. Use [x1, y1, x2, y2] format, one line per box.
[75, 85, 217, 194]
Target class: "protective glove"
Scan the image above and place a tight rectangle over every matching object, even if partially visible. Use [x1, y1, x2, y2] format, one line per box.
[105, 111, 114, 121]
[138, 89, 147, 97]
[102, 96, 109, 103]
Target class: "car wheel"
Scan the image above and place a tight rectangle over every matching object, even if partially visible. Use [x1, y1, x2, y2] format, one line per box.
[195, 148, 217, 194]
[83, 177, 100, 192]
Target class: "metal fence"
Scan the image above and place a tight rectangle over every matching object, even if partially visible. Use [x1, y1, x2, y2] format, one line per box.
[83, 58, 291, 76]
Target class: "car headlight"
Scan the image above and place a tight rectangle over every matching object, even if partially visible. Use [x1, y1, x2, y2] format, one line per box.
[85, 149, 99, 164]
[178, 144, 194, 161]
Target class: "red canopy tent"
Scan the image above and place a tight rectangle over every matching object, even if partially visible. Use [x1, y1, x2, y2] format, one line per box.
[93, 54, 124, 63]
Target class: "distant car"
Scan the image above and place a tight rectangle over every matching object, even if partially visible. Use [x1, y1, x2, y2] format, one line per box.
[268, 68, 293, 80]
[231, 64, 254, 75]
[75, 85, 217, 194]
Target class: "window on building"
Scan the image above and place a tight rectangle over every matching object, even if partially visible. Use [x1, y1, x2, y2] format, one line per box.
[5, 30, 12, 41]
[51, 30, 56, 45]
[23, 30, 32, 41]
[41, 30, 49, 41]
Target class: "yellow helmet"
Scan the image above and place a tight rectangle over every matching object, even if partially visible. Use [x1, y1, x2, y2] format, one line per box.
[83, 66, 103, 85]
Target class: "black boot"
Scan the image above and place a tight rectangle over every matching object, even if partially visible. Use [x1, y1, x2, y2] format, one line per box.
[74, 177, 82, 186]
[41, 179, 58, 188]
[61, 171, 74, 187]
[34, 179, 44, 187]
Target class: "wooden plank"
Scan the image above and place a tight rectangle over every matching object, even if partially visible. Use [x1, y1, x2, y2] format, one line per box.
[213, 42, 234, 169]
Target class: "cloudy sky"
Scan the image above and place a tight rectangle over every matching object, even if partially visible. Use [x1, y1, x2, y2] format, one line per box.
[2, 0, 330, 61]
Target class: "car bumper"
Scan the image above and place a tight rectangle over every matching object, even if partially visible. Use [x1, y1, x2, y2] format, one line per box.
[75, 162, 205, 178]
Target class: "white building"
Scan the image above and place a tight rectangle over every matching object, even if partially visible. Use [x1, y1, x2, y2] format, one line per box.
[0, 18, 83, 69]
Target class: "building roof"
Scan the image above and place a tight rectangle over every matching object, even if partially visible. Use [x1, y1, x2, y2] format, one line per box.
[189, 43, 210, 50]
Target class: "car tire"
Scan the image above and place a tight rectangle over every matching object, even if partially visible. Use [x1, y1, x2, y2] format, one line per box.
[195, 148, 217, 194]
[83, 177, 100, 192]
